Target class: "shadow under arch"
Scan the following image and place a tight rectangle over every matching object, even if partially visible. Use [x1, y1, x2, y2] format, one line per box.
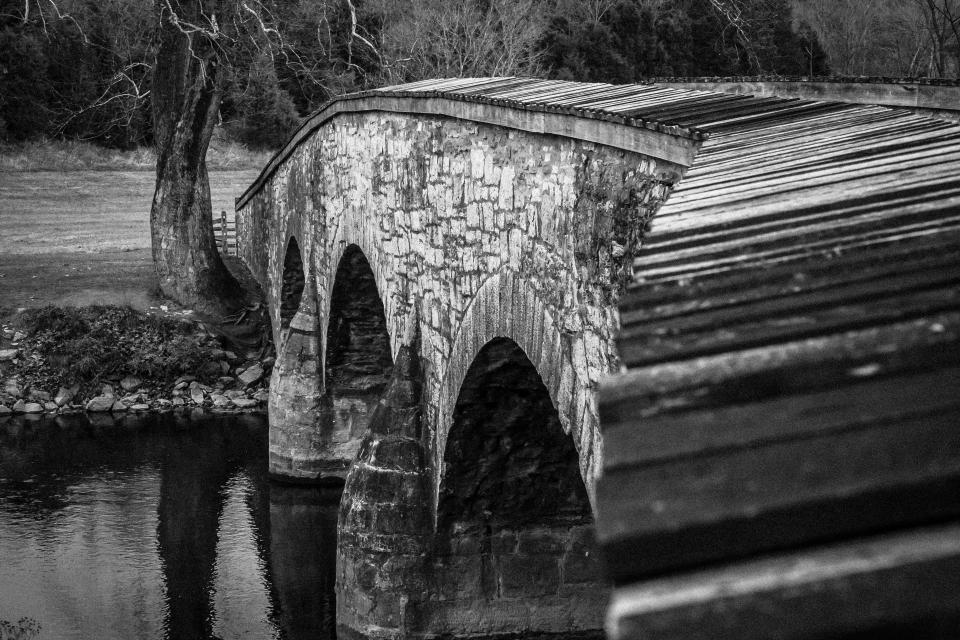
[426, 337, 605, 637]
[317, 244, 394, 477]
[279, 236, 305, 333]
[434, 269, 602, 515]
[438, 337, 591, 533]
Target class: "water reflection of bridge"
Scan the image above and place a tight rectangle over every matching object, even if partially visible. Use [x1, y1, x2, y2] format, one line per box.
[0, 414, 338, 640]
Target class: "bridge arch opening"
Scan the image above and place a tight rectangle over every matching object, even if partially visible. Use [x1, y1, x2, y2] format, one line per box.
[279, 237, 304, 331]
[432, 338, 601, 633]
[325, 245, 393, 394]
[320, 245, 393, 475]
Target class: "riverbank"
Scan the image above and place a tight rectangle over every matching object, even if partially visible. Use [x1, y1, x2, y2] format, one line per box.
[0, 144, 272, 418]
[0, 305, 271, 418]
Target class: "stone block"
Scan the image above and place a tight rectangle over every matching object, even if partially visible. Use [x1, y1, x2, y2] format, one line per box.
[561, 546, 604, 585]
[85, 396, 114, 413]
[21, 402, 43, 414]
[499, 553, 562, 598]
[490, 530, 518, 554]
[518, 528, 569, 554]
[370, 437, 424, 472]
[238, 363, 265, 387]
[54, 385, 79, 407]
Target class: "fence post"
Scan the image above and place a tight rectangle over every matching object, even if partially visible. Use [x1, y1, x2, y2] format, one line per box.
[220, 210, 228, 255]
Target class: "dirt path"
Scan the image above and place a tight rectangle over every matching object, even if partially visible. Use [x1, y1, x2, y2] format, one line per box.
[0, 170, 259, 315]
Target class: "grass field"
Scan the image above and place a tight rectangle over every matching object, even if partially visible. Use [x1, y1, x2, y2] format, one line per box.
[0, 169, 260, 313]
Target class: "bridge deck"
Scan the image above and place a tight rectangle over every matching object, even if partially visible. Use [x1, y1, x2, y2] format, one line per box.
[240, 77, 934, 209]
[591, 81, 960, 637]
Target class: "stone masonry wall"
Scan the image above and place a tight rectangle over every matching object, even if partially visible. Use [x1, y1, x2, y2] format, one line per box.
[237, 111, 681, 504]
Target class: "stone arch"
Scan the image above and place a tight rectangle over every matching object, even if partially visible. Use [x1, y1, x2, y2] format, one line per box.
[323, 244, 394, 396]
[270, 205, 309, 348]
[437, 336, 592, 536]
[435, 269, 600, 515]
[311, 243, 395, 477]
[323, 219, 406, 364]
[428, 333, 605, 635]
[279, 236, 305, 332]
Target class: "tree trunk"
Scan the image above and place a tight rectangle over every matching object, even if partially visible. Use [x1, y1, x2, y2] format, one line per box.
[151, 152, 242, 312]
[150, 0, 243, 316]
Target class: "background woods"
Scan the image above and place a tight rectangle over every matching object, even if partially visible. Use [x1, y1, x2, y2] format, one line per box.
[2, 0, 958, 148]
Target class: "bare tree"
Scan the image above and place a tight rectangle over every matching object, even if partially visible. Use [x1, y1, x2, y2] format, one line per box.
[911, 0, 960, 76]
[791, 0, 884, 75]
[150, 0, 292, 315]
[373, 0, 549, 82]
[792, 0, 960, 77]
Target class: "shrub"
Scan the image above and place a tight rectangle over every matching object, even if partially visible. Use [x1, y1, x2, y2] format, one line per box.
[13, 305, 222, 396]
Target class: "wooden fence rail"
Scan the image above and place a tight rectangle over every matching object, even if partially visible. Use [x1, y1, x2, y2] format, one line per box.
[212, 210, 237, 256]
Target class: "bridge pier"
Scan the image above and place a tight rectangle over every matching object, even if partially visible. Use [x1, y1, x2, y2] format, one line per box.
[268, 237, 328, 480]
[423, 338, 606, 637]
[337, 334, 606, 640]
[337, 333, 431, 640]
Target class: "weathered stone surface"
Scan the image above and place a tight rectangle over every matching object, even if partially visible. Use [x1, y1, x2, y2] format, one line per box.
[111, 401, 127, 412]
[210, 394, 231, 408]
[86, 396, 115, 412]
[21, 402, 44, 414]
[0, 349, 19, 362]
[189, 382, 204, 405]
[232, 397, 257, 409]
[43, 402, 58, 412]
[54, 385, 79, 406]
[240, 110, 677, 506]
[120, 376, 142, 392]
[0, 405, 11, 416]
[238, 363, 264, 387]
[3, 378, 20, 397]
[12, 399, 25, 413]
[337, 340, 431, 640]
[130, 403, 150, 411]
[238, 105, 681, 640]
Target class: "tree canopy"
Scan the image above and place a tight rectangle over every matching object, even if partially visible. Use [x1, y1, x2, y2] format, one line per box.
[1, 0, 955, 147]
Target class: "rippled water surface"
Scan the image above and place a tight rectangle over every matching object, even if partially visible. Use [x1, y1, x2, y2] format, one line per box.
[0, 413, 338, 640]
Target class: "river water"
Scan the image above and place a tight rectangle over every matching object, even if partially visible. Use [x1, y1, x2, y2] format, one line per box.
[0, 412, 338, 640]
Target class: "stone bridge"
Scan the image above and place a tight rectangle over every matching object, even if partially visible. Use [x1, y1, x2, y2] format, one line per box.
[235, 77, 960, 640]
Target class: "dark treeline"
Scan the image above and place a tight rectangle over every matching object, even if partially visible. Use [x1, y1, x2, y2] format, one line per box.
[1, 0, 956, 150]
